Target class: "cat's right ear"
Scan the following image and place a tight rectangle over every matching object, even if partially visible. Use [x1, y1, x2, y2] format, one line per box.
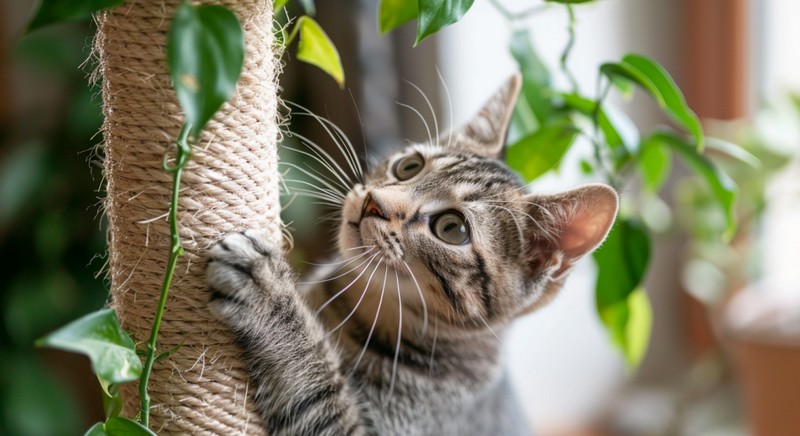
[438, 74, 521, 159]
[523, 184, 619, 281]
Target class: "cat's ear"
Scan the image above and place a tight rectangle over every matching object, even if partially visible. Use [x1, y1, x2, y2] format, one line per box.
[438, 74, 521, 158]
[524, 184, 619, 280]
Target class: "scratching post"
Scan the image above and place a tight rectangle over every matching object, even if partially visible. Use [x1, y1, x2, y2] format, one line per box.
[98, 0, 278, 433]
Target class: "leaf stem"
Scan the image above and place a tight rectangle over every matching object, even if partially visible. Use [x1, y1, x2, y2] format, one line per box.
[489, 0, 549, 22]
[139, 124, 191, 427]
[560, 4, 579, 93]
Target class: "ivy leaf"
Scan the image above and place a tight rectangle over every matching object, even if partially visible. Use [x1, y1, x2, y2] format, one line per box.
[294, 17, 345, 88]
[510, 30, 552, 128]
[638, 135, 672, 193]
[649, 131, 738, 240]
[85, 417, 157, 436]
[36, 308, 141, 385]
[379, 0, 419, 34]
[506, 123, 580, 182]
[416, 0, 475, 45]
[593, 219, 651, 368]
[26, 0, 124, 33]
[167, 3, 245, 138]
[601, 54, 704, 151]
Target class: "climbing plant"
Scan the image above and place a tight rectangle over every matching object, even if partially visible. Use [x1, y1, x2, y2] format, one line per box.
[23, 0, 751, 434]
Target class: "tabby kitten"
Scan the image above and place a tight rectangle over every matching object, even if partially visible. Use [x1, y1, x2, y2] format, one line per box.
[206, 75, 618, 435]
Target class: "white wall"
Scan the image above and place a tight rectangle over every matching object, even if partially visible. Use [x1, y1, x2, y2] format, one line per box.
[437, 0, 682, 429]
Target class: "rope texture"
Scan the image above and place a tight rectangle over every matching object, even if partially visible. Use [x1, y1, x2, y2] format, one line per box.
[98, 0, 279, 433]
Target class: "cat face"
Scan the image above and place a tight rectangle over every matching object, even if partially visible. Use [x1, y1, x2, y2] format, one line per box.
[337, 75, 618, 327]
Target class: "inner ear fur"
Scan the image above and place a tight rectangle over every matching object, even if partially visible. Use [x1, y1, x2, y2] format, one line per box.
[438, 74, 521, 159]
[524, 184, 619, 280]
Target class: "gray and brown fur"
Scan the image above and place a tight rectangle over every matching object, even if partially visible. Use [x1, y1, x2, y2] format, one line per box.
[206, 75, 619, 435]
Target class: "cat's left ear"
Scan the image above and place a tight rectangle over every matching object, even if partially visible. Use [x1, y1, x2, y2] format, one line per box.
[524, 184, 619, 281]
[439, 74, 521, 158]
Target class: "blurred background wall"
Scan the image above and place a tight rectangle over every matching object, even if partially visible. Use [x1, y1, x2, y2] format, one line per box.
[3, 0, 800, 435]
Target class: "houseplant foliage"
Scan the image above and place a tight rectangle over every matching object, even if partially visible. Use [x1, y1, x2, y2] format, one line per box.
[25, 0, 750, 433]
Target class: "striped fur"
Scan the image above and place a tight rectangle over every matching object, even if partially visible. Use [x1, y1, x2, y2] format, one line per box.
[206, 75, 618, 435]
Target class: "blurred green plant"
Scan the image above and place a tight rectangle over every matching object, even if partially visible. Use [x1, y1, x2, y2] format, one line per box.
[1, 22, 107, 436]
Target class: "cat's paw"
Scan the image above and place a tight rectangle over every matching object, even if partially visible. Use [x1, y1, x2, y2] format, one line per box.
[206, 230, 291, 323]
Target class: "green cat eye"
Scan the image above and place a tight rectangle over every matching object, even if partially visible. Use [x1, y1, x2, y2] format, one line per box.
[393, 153, 425, 181]
[432, 212, 470, 245]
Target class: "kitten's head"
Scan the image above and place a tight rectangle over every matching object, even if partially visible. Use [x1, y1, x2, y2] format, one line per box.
[339, 75, 618, 327]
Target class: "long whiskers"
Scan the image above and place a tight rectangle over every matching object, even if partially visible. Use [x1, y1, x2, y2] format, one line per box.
[387, 268, 403, 405]
[314, 252, 380, 315]
[325, 257, 385, 338]
[351, 264, 389, 372]
[298, 248, 376, 285]
[405, 80, 440, 148]
[396, 101, 434, 148]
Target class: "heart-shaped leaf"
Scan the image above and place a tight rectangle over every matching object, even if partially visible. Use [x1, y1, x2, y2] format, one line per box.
[638, 134, 672, 193]
[37, 308, 141, 385]
[295, 17, 345, 88]
[84, 417, 157, 436]
[26, 0, 124, 33]
[416, 0, 475, 45]
[167, 3, 244, 138]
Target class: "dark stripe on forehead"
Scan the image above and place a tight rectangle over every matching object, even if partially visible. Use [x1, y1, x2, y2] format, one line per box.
[472, 250, 493, 318]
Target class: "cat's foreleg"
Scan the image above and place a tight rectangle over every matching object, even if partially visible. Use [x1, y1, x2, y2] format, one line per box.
[206, 231, 369, 436]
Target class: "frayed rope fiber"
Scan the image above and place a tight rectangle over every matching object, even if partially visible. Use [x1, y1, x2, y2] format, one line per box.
[97, 0, 279, 433]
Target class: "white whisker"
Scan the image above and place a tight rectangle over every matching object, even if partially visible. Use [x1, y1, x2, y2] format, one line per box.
[405, 80, 439, 148]
[401, 259, 428, 338]
[325, 257, 385, 338]
[436, 68, 454, 150]
[396, 102, 433, 147]
[299, 249, 376, 285]
[352, 264, 389, 372]
[314, 252, 380, 314]
[388, 268, 403, 405]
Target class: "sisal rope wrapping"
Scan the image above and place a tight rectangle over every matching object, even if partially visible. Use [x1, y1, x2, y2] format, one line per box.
[97, 0, 279, 433]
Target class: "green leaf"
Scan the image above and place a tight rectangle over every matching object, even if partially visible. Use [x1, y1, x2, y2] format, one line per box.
[167, 3, 245, 138]
[599, 288, 652, 368]
[506, 124, 580, 181]
[650, 131, 737, 240]
[638, 135, 672, 193]
[273, 0, 289, 10]
[298, 0, 316, 15]
[379, 0, 419, 34]
[560, 92, 634, 164]
[36, 308, 142, 385]
[601, 54, 704, 151]
[510, 30, 553, 128]
[84, 417, 157, 436]
[86, 423, 106, 436]
[415, 0, 475, 45]
[593, 218, 650, 308]
[101, 383, 124, 419]
[26, 0, 124, 33]
[295, 17, 345, 88]
[104, 417, 157, 436]
[705, 137, 761, 169]
[593, 219, 651, 368]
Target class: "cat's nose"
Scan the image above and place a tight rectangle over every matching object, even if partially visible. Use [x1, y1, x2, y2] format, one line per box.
[362, 193, 387, 220]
